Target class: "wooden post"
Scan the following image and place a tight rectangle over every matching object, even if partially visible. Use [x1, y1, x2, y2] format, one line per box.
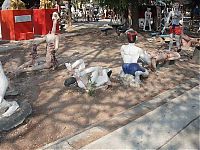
[131, 0, 139, 30]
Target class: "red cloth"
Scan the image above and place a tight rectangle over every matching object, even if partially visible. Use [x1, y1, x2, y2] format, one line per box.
[169, 26, 182, 35]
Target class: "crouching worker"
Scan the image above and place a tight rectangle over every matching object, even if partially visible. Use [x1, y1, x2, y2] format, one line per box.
[120, 29, 150, 86]
[150, 50, 180, 71]
[64, 59, 112, 92]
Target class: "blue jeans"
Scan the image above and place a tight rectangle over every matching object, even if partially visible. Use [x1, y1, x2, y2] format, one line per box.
[122, 63, 145, 76]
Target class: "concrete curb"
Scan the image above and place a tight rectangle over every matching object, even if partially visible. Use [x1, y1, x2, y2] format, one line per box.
[38, 78, 199, 150]
[82, 86, 200, 149]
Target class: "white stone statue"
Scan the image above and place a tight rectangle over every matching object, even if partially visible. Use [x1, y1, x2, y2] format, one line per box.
[149, 50, 180, 71]
[197, 23, 200, 33]
[65, 59, 112, 90]
[2, 0, 25, 10]
[162, 2, 183, 52]
[44, 12, 60, 69]
[1, 0, 10, 9]
[120, 29, 150, 85]
[16, 12, 60, 74]
[0, 61, 19, 118]
[143, 8, 152, 31]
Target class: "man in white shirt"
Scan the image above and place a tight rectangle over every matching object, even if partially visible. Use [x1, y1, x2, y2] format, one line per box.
[120, 29, 150, 84]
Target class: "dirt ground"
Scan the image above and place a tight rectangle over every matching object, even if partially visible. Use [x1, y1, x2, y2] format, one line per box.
[0, 28, 199, 150]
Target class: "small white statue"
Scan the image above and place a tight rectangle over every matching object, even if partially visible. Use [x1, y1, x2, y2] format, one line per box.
[0, 61, 19, 118]
[65, 59, 112, 90]
[162, 2, 183, 52]
[120, 29, 150, 85]
[143, 8, 152, 31]
[44, 12, 60, 69]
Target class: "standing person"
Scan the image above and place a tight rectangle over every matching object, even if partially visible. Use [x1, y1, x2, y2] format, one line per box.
[120, 29, 150, 84]
[162, 2, 183, 52]
[143, 8, 152, 31]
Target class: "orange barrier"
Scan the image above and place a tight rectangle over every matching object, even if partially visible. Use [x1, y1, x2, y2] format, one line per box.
[33, 9, 59, 35]
[0, 9, 33, 40]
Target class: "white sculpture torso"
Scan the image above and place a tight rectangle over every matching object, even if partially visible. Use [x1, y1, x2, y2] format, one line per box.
[145, 11, 152, 20]
[143, 8, 152, 31]
[120, 43, 151, 64]
[170, 10, 182, 25]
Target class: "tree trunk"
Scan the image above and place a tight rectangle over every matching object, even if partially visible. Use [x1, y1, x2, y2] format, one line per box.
[127, 3, 132, 27]
[130, 0, 139, 30]
[68, 0, 72, 27]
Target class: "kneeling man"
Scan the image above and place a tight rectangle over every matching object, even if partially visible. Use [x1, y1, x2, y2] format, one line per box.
[120, 29, 150, 84]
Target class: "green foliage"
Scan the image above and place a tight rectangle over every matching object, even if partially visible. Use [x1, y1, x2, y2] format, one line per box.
[98, 0, 128, 9]
[87, 77, 96, 96]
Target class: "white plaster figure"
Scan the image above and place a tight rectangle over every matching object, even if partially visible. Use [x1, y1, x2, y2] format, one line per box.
[1, 0, 10, 9]
[162, 2, 183, 52]
[65, 59, 112, 90]
[197, 23, 200, 33]
[143, 8, 152, 31]
[150, 50, 180, 71]
[120, 29, 150, 85]
[0, 61, 19, 118]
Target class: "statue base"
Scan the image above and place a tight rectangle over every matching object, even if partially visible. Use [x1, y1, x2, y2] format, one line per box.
[120, 74, 141, 88]
[0, 100, 32, 131]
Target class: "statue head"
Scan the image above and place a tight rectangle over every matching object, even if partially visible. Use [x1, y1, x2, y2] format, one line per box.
[52, 12, 60, 21]
[173, 2, 180, 10]
[147, 8, 151, 11]
[125, 29, 138, 43]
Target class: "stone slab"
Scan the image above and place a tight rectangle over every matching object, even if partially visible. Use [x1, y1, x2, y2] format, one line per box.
[38, 80, 199, 150]
[38, 140, 73, 150]
[81, 86, 200, 149]
[0, 100, 32, 131]
[161, 117, 200, 150]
